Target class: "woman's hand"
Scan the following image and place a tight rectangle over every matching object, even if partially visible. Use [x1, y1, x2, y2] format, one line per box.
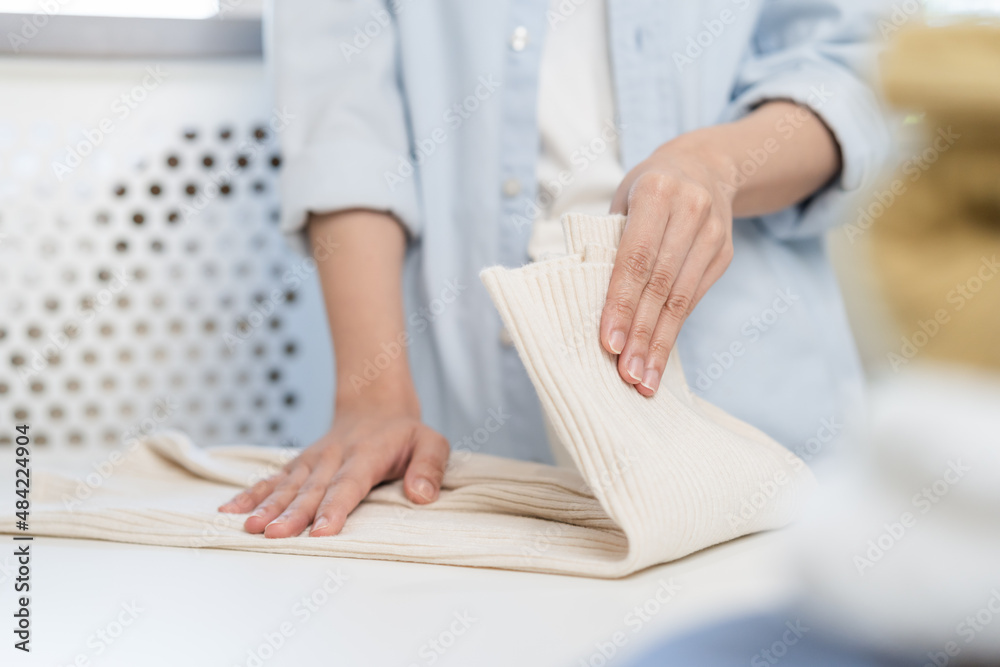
[220, 208, 450, 538]
[218, 393, 449, 538]
[602, 102, 842, 396]
[603, 134, 736, 397]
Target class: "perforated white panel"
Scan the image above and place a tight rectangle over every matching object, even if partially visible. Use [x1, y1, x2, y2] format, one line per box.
[0, 59, 333, 451]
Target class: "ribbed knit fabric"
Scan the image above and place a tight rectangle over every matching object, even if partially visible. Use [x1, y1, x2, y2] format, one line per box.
[0, 214, 815, 578]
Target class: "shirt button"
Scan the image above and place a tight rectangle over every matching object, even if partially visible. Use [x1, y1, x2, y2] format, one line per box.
[510, 26, 529, 52]
[499, 326, 515, 347]
[502, 178, 521, 197]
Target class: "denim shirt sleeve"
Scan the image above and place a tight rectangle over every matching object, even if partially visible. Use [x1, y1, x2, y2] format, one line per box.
[273, 0, 422, 241]
[724, 0, 892, 240]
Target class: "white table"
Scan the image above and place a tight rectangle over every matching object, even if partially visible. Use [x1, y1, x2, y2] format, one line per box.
[4, 528, 797, 667]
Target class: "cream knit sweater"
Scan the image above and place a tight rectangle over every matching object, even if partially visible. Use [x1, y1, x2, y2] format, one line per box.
[2, 214, 815, 578]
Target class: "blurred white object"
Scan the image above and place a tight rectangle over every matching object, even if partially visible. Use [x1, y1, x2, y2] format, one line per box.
[796, 363, 1000, 659]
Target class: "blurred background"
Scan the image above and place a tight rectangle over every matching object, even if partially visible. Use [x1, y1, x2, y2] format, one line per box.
[0, 0, 996, 450]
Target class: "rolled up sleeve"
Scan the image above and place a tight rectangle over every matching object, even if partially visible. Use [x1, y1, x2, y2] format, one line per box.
[272, 0, 421, 244]
[723, 0, 892, 239]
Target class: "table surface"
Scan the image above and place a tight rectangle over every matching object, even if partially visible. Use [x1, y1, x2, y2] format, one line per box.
[2, 527, 797, 667]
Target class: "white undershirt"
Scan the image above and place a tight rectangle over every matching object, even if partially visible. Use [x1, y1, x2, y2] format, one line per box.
[529, 0, 626, 261]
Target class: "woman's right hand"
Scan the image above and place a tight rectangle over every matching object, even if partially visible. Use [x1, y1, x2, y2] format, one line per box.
[218, 393, 450, 538]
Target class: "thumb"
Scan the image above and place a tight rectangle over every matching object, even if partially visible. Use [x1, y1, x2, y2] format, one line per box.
[403, 426, 450, 504]
[609, 173, 635, 215]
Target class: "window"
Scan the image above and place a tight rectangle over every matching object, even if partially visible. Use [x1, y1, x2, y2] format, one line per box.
[0, 1, 219, 19]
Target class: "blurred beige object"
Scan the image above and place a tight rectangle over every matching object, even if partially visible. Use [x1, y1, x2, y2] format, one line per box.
[872, 23, 1000, 372]
[881, 23, 1000, 123]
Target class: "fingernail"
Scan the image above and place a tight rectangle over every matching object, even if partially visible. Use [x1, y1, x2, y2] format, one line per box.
[251, 507, 267, 518]
[268, 514, 287, 527]
[609, 330, 626, 354]
[310, 516, 329, 534]
[627, 356, 644, 382]
[641, 368, 660, 393]
[413, 478, 435, 501]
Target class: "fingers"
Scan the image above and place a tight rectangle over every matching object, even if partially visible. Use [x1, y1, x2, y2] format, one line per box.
[218, 470, 288, 513]
[601, 173, 673, 361]
[242, 464, 311, 534]
[261, 457, 340, 539]
[403, 426, 450, 504]
[615, 202, 705, 388]
[603, 173, 712, 388]
[309, 461, 378, 537]
[637, 223, 732, 397]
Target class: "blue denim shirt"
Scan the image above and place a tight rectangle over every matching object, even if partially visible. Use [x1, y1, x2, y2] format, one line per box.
[274, 0, 890, 462]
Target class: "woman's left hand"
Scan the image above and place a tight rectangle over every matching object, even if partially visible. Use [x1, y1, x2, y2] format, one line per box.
[603, 134, 736, 396]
